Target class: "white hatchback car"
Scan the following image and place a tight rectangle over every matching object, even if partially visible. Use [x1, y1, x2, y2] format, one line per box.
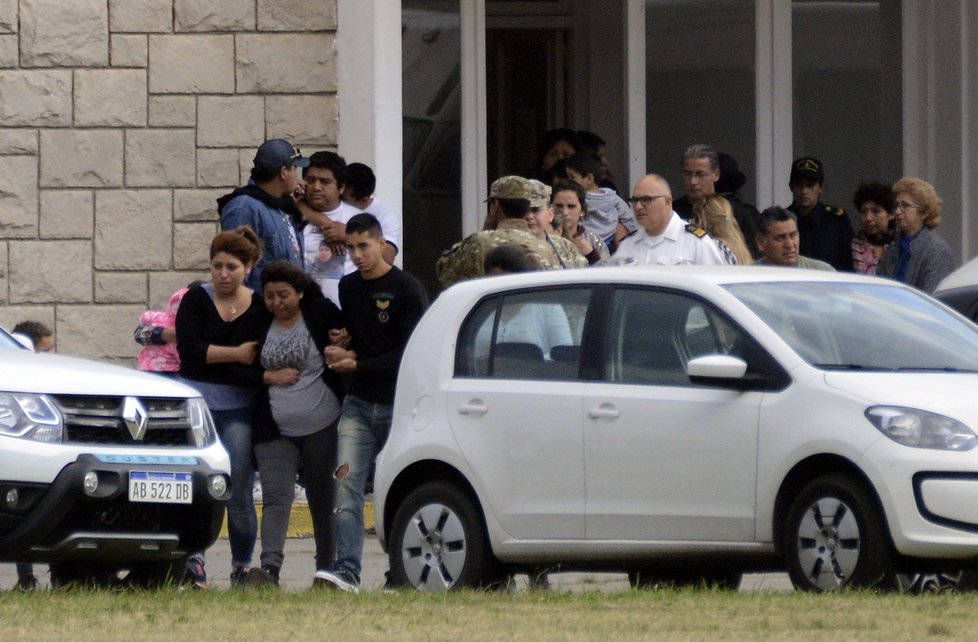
[0, 326, 231, 587]
[375, 266, 978, 592]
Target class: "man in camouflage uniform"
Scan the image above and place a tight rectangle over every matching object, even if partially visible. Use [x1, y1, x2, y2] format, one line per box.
[785, 157, 854, 271]
[525, 179, 588, 269]
[436, 176, 562, 287]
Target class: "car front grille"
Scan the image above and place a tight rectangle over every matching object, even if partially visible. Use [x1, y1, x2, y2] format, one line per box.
[53, 395, 193, 446]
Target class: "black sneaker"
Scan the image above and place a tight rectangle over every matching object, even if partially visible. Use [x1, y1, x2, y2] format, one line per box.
[247, 565, 280, 588]
[313, 566, 360, 593]
[15, 575, 38, 592]
[230, 567, 250, 588]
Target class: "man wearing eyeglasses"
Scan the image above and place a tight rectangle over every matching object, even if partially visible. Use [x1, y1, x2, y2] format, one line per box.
[673, 144, 721, 222]
[674, 144, 758, 256]
[785, 157, 854, 271]
[218, 138, 309, 292]
[611, 174, 725, 266]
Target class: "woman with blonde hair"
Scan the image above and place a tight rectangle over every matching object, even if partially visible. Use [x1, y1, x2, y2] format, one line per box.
[691, 194, 752, 265]
[876, 176, 955, 293]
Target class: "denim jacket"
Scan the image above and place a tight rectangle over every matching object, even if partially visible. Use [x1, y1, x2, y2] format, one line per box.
[217, 183, 304, 291]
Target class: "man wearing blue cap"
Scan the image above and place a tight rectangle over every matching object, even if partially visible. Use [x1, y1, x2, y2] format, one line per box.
[217, 139, 310, 291]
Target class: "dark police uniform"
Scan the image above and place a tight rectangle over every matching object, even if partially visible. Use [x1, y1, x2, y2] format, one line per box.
[786, 157, 854, 272]
[787, 201, 854, 272]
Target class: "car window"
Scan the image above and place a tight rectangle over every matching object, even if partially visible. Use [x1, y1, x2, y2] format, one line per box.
[607, 288, 753, 386]
[455, 287, 592, 380]
[727, 281, 978, 371]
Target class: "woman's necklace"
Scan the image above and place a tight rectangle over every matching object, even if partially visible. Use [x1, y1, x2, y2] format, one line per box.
[218, 289, 244, 318]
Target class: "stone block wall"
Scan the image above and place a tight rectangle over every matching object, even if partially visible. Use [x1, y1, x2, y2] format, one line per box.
[0, 0, 337, 363]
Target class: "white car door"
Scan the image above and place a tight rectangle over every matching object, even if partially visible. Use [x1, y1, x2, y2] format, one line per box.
[447, 287, 592, 540]
[583, 287, 763, 542]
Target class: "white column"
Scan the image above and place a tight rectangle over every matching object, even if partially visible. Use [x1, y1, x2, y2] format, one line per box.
[902, 0, 976, 264]
[336, 0, 403, 256]
[460, 0, 488, 237]
[755, 0, 793, 210]
[624, 0, 646, 192]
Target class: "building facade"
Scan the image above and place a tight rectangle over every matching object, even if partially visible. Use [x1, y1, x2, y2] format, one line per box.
[1, 0, 977, 362]
[0, 0, 340, 361]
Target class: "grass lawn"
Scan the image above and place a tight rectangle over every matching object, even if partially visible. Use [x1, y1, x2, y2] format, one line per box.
[0, 586, 974, 641]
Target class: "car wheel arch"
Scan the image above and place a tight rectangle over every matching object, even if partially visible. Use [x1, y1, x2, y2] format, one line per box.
[383, 460, 487, 542]
[772, 454, 890, 558]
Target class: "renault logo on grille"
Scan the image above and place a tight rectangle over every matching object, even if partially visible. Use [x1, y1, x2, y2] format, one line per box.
[122, 397, 149, 441]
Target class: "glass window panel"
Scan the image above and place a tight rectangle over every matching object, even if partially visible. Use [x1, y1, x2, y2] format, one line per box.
[455, 287, 592, 380]
[403, 2, 462, 295]
[792, 1, 903, 211]
[646, 0, 757, 204]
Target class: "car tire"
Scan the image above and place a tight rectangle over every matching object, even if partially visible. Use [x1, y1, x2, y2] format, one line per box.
[783, 474, 892, 591]
[387, 481, 501, 591]
[628, 567, 742, 590]
[49, 562, 119, 589]
[891, 570, 978, 594]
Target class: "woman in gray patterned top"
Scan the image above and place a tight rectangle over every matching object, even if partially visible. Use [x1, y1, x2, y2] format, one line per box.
[248, 261, 348, 587]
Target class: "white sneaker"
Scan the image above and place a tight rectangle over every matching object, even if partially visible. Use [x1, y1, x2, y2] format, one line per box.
[293, 483, 307, 504]
[252, 481, 263, 503]
[313, 567, 360, 593]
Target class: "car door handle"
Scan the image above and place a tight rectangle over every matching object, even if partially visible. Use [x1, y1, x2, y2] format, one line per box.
[458, 400, 488, 416]
[588, 404, 620, 419]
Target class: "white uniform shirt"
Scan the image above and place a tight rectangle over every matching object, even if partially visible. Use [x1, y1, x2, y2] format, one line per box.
[611, 212, 725, 266]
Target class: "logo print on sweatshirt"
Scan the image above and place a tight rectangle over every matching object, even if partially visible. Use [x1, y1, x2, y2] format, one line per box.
[375, 297, 391, 323]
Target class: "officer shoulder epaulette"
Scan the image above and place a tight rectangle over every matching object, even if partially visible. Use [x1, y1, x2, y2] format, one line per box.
[684, 223, 707, 238]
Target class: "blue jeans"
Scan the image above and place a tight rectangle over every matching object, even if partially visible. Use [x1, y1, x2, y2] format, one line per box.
[212, 406, 257, 568]
[333, 395, 393, 579]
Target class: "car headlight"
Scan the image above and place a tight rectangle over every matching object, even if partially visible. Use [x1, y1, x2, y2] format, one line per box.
[866, 406, 978, 451]
[0, 392, 63, 443]
[187, 397, 217, 447]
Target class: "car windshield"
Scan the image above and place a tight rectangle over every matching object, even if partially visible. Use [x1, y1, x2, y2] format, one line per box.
[725, 281, 978, 372]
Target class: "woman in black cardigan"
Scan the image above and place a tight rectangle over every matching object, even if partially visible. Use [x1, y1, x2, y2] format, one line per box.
[247, 261, 347, 586]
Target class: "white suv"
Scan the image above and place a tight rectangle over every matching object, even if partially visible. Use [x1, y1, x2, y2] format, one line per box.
[0, 326, 230, 586]
[376, 266, 978, 592]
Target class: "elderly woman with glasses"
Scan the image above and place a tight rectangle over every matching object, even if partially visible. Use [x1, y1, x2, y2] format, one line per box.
[876, 177, 955, 293]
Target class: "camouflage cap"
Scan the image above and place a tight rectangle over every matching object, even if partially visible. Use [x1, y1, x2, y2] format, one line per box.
[527, 179, 552, 208]
[489, 175, 533, 200]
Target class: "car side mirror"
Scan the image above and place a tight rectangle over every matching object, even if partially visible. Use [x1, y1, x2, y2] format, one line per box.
[687, 354, 753, 389]
[11, 332, 34, 351]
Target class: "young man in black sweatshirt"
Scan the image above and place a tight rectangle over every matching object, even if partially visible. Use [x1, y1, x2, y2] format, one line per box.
[315, 213, 429, 592]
